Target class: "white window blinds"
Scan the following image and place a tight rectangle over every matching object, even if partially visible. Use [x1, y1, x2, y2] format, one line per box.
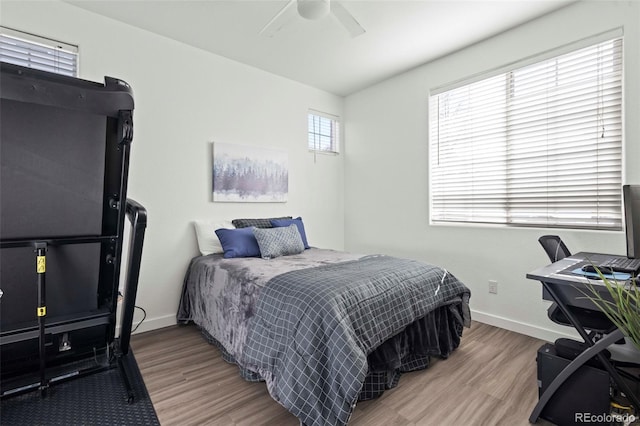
[308, 111, 340, 153]
[429, 36, 623, 230]
[0, 27, 78, 77]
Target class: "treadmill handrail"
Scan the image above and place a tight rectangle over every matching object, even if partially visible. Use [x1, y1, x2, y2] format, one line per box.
[118, 198, 147, 355]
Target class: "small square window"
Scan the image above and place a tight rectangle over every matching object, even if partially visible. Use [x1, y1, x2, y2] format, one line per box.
[308, 111, 340, 154]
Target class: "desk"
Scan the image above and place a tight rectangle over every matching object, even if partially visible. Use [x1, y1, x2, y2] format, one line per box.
[527, 252, 640, 423]
[528, 252, 633, 309]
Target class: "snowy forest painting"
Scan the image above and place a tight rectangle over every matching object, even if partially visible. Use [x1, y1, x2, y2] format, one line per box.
[213, 142, 288, 202]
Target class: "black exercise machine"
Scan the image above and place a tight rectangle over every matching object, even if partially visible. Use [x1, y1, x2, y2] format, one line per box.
[0, 62, 147, 402]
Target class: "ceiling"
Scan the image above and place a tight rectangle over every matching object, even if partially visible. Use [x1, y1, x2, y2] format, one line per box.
[66, 0, 574, 96]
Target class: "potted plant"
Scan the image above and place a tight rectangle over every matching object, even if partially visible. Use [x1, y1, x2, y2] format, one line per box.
[585, 270, 640, 352]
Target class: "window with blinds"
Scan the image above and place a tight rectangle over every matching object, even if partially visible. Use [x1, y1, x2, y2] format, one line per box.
[0, 27, 78, 77]
[429, 35, 623, 230]
[308, 111, 340, 153]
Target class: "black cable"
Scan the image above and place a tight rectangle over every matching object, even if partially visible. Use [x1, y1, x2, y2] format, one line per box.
[131, 305, 146, 333]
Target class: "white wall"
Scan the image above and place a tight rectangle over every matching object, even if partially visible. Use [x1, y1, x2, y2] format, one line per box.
[1, 0, 346, 332]
[4, 0, 639, 342]
[344, 0, 640, 342]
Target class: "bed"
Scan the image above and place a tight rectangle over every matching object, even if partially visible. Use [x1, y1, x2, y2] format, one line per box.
[177, 218, 471, 426]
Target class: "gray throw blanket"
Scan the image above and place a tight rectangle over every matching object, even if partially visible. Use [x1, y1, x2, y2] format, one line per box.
[238, 254, 470, 426]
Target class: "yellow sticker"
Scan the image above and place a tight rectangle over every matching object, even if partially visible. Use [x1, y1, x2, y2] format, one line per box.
[37, 256, 46, 273]
[37, 306, 46, 317]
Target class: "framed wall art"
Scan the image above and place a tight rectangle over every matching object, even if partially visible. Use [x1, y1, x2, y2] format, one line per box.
[212, 142, 288, 202]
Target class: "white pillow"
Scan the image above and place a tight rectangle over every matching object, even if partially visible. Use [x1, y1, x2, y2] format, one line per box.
[193, 220, 234, 255]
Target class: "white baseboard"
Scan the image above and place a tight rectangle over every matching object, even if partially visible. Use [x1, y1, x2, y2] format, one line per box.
[471, 309, 579, 343]
[116, 313, 177, 336]
[131, 314, 177, 335]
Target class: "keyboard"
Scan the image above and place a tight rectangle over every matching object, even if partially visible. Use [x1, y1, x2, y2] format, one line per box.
[599, 257, 640, 274]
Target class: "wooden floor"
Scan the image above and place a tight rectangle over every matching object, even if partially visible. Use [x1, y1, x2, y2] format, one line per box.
[131, 322, 549, 426]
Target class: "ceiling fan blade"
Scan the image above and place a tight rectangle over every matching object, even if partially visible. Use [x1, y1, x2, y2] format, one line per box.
[260, 0, 298, 37]
[331, 1, 365, 38]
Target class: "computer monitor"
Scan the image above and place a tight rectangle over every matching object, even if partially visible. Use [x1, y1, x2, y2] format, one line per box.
[623, 184, 640, 259]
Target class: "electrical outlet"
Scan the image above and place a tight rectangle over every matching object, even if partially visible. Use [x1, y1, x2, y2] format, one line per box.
[488, 280, 498, 294]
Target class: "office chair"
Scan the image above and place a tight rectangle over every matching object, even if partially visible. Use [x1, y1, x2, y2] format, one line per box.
[538, 235, 572, 263]
[537, 235, 615, 336]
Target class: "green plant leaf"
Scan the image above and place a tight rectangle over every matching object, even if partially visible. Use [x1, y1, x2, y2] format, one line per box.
[580, 266, 640, 351]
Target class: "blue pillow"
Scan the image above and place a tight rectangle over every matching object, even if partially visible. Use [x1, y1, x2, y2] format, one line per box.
[215, 227, 261, 258]
[270, 217, 309, 249]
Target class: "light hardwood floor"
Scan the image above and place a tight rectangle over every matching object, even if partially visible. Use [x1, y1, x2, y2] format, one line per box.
[131, 321, 549, 426]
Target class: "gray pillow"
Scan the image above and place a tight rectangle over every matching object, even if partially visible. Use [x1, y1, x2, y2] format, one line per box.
[232, 216, 292, 229]
[252, 224, 304, 259]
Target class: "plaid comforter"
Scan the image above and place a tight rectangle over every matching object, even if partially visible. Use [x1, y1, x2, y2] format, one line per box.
[238, 254, 470, 426]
